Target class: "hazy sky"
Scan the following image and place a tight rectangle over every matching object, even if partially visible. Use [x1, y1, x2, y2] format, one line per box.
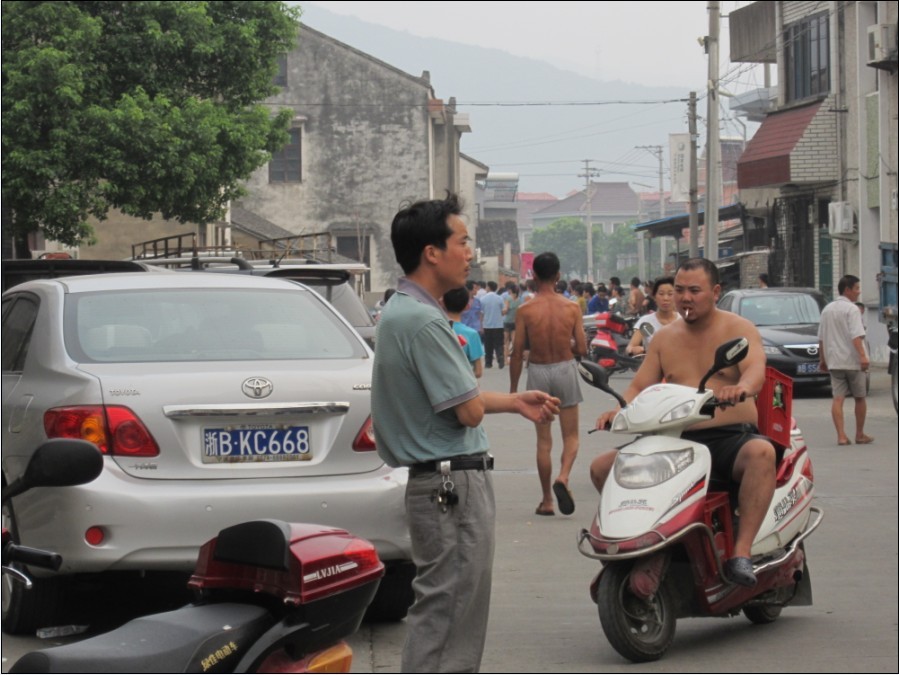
[304, 1, 767, 92]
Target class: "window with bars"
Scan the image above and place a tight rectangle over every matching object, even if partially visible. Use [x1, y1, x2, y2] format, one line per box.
[784, 13, 830, 102]
[269, 127, 301, 183]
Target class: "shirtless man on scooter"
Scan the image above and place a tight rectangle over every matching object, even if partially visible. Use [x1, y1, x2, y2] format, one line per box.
[590, 258, 775, 587]
[511, 252, 588, 517]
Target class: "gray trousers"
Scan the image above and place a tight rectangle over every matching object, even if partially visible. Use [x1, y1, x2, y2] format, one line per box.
[401, 469, 496, 674]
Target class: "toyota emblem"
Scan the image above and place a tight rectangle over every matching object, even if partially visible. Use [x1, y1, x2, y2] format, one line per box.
[242, 377, 273, 399]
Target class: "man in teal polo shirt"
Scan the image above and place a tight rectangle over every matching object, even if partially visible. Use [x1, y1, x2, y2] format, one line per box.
[372, 194, 559, 673]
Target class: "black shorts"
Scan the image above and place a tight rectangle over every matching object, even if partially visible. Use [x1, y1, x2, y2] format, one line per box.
[680, 423, 770, 485]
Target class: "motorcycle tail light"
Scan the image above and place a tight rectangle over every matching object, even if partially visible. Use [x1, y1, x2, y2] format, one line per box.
[352, 416, 377, 452]
[44, 406, 159, 457]
[256, 642, 353, 674]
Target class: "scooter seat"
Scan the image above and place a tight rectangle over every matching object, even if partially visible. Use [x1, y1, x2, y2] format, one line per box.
[11, 602, 272, 673]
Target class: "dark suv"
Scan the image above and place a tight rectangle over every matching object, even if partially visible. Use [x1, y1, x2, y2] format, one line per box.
[718, 287, 828, 388]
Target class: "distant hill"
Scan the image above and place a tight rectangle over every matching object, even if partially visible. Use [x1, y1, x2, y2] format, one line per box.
[298, 5, 693, 197]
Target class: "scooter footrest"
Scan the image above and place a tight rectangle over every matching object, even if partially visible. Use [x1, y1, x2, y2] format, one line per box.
[10, 603, 272, 674]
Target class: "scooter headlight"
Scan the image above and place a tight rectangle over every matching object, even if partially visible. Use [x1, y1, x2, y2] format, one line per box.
[614, 448, 695, 488]
[659, 400, 695, 424]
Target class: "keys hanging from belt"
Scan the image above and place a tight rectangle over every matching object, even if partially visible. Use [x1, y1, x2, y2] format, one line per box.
[434, 460, 458, 512]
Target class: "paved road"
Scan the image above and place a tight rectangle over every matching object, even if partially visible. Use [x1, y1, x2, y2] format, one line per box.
[347, 365, 898, 673]
[3, 367, 897, 672]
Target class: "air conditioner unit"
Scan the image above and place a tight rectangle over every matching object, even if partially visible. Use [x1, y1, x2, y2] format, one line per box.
[828, 202, 856, 239]
[867, 23, 896, 65]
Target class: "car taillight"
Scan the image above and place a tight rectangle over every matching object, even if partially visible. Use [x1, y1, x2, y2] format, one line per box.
[44, 406, 159, 457]
[352, 416, 376, 452]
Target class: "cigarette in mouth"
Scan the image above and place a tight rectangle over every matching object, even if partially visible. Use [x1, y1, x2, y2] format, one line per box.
[684, 309, 691, 319]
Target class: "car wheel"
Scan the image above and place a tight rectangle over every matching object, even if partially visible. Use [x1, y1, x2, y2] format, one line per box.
[2, 500, 69, 635]
[364, 560, 415, 622]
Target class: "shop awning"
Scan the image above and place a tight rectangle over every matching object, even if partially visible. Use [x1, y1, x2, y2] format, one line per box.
[737, 101, 821, 188]
[633, 203, 743, 239]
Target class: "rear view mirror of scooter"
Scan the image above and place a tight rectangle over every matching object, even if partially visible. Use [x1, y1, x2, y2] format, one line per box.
[697, 337, 749, 393]
[639, 322, 654, 340]
[2, 439, 104, 503]
[578, 360, 626, 408]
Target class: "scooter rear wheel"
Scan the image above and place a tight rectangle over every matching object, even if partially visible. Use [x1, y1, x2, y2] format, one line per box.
[742, 603, 782, 624]
[597, 561, 676, 663]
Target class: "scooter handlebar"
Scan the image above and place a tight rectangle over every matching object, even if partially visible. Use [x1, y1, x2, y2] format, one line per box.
[3, 542, 62, 571]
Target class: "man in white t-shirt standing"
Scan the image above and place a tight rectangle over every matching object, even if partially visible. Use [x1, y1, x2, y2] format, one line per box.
[818, 274, 872, 446]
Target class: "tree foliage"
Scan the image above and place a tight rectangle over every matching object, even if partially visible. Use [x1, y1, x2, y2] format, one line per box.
[1, 1, 302, 247]
[530, 216, 638, 280]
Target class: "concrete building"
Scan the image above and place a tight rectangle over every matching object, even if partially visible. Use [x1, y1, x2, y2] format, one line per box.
[731, 0, 897, 361]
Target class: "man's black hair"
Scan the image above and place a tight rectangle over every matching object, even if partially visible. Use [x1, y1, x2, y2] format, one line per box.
[677, 257, 720, 286]
[838, 274, 860, 295]
[443, 287, 470, 314]
[390, 193, 463, 274]
[533, 251, 561, 281]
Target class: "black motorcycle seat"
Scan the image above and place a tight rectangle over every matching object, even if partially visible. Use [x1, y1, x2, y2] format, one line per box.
[10, 603, 273, 674]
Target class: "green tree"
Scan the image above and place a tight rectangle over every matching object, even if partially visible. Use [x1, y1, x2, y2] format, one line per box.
[2, 1, 301, 253]
[529, 216, 639, 280]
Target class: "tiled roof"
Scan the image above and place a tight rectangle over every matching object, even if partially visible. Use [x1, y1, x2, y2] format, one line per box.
[737, 101, 821, 188]
[230, 205, 295, 241]
[534, 182, 638, 216]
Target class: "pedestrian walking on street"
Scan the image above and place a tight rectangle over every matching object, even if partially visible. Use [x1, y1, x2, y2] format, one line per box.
[481, 281, 505, 369]
[818, 274, 873, 446]
[510, 252, 588, 517]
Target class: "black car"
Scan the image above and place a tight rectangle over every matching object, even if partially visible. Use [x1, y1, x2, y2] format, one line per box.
[717, 287, 828, 388]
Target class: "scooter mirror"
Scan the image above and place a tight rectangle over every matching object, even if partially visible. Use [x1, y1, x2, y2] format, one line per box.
[578, 361, 627, 407]
[698, 337, 750, 392]
[22, 440, 103, 491]
[714, 337, 749, 369]
[639, 322, 654, 340]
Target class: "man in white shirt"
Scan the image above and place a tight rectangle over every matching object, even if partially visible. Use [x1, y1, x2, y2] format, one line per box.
[818, 275, 872, 445]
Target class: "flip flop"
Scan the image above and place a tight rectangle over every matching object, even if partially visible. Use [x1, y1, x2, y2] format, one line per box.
[552, 481, 575, 515]
[855, 435, 874, 444]
[535, 505, 555, 516]
[837, 440, 852, 446]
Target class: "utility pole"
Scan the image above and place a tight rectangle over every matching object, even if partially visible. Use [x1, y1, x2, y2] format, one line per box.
[637, 145, 665, 276]
[705, 1, 721, 261]
[689, 91, 700, 258]
[578, 160, 601, 281]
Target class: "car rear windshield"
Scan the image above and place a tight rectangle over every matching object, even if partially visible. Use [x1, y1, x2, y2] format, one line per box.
[738, 294, 822, 326]
[65, 288, 367, 363]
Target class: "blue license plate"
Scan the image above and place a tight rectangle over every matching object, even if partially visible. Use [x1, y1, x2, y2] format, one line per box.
[797, 362, 820, 374]
[202, 425, 311, 463]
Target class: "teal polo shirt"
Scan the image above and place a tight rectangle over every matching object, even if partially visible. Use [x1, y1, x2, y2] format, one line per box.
[372, 278, 488, 468]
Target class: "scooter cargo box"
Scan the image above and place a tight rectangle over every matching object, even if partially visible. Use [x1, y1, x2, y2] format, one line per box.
[189, 519, 384, 605]
[756, 367, 792, 449]
[594, 312, 628, 334]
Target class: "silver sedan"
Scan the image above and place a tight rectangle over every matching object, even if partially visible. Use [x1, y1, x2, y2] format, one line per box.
[1, 272, 411, 633]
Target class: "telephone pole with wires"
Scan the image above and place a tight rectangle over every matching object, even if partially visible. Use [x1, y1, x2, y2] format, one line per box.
[578, 160, 601, 282]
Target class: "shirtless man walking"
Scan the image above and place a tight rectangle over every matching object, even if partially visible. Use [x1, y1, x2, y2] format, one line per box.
[511, 252, 588, 516]
[590, 258, 775, 586]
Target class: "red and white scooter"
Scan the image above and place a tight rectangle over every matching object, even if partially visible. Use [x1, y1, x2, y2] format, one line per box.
[577, 339, 823, 662]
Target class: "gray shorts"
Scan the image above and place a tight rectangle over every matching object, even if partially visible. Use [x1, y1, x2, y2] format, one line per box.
[526, 359, 583, 408]
[830, 369, 867, 398]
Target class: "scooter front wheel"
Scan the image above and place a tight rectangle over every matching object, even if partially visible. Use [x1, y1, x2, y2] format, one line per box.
[597, 561, 676, 663]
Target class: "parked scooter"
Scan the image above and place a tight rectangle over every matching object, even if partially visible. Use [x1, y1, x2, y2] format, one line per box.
[3, 440, 384, 673]
[587, 312, 640, 373]
[576, 339, 823, 662]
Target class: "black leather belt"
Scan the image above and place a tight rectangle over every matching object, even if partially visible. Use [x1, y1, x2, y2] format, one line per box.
[409, 454, 494, 477]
